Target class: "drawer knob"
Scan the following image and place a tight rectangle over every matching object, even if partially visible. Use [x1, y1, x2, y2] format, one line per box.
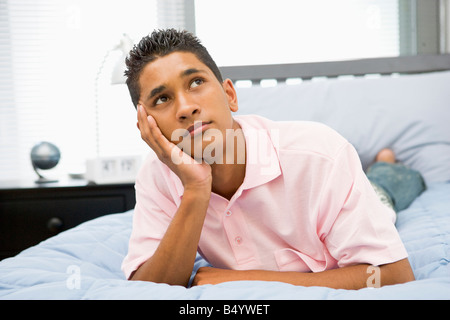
[47, 217, 64, 233]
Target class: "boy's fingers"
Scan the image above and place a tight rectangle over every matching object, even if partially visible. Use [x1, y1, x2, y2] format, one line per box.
[147, 115, 175, 153]
[137, 104, 147, 133]
[137, 104, 175, 158]
[137, 105, 160, 152]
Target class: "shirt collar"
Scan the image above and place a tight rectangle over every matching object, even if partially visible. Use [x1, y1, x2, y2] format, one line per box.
[170, 115, 282, 197]
[235, 116, 281, 190]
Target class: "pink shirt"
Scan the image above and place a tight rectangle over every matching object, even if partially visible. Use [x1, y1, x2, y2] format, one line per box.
[122, 115, 408, 279]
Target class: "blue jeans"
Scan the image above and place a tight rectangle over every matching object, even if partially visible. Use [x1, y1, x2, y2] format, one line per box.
[367, 162, 426, 212]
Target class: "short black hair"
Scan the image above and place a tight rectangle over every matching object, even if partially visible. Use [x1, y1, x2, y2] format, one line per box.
[125, 29, 223, 108]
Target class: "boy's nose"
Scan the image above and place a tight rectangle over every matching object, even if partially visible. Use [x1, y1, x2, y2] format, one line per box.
[176, 95, 200, 120]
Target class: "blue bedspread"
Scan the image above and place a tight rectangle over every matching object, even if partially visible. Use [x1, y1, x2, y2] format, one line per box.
[1, 183, 449, 300]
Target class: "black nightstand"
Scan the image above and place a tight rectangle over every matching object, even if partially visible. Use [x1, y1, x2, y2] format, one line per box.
[0, 179, 136, 260]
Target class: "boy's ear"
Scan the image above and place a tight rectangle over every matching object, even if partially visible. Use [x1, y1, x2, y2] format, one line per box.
[222, 79, 238, 112]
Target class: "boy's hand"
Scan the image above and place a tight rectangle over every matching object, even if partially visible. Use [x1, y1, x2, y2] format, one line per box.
[137, 105, 212, 193]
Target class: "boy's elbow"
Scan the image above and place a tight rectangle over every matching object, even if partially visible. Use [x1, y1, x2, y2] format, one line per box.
[380, 258, 415, 286]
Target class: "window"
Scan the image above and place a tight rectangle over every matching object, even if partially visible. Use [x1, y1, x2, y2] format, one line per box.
[0, 0, 158, 181]
[195, 0, 400, 66]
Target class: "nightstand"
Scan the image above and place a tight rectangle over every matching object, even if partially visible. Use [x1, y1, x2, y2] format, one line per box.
[0, 179, 136, 260]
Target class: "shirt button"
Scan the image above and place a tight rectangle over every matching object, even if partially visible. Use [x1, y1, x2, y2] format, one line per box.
[235, 236, 242, 245]
[225, 210, 232, 217]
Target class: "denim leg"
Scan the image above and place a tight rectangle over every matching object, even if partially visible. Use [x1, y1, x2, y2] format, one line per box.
[370, 181, 395, 211]
[367, 162, 426, 212]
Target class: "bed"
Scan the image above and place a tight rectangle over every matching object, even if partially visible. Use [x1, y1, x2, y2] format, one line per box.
[1, 55, 450, 300]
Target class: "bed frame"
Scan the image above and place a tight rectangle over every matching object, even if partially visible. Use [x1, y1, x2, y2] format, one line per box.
[220, 53, 450, 84]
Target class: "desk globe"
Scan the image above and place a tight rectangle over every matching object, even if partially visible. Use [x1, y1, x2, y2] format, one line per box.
[30, 141, 61, 184]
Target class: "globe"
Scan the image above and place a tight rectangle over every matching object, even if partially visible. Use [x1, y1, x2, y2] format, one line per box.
[30, 141, 61, 183]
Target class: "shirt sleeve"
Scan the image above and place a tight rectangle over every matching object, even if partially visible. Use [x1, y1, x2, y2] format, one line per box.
[121, 160, 178, 279]
[318, 143, 408, 268]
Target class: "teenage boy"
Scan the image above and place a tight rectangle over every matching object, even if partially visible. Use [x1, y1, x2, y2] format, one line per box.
[121, 29, 416, 289]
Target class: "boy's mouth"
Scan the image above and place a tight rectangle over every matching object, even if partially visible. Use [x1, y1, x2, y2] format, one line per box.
[186, 121, 212, 137]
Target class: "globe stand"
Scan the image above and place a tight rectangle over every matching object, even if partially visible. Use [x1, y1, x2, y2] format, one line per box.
[33, 163, 58, 184]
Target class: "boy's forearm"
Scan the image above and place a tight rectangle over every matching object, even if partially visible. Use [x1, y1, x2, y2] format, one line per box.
[130, 189, 210, 286]
[192, 258, 415, 289]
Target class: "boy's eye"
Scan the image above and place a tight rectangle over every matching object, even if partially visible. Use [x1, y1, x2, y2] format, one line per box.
[155, 96, 168, 105]
[190, 78, 204, 88]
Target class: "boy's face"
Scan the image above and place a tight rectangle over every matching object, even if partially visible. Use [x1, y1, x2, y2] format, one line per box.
[138, 51, 239, 159]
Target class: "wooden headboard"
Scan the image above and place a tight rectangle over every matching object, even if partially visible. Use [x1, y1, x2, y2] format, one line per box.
[220, 54, 450, 85]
